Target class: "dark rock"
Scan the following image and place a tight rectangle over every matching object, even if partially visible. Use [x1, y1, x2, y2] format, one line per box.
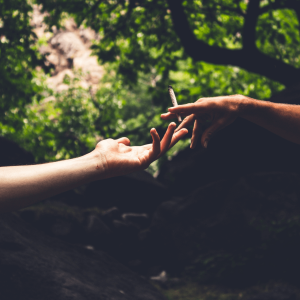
[84, 170, 169, 213]
[46, 189, 88, 207]
[102, 206, 122, 224]
[245, 285, 297, 300]
[0, 213, 167, 300]
[245, 292, 295, 300]
[112, 220, 139, 235]
[51, 217, 73, 236]
[0, 136, 34, 167]
[84, 214, 113, 252]
[141, 172, 300, 285]
[111, 220, 141, 262]
[122, 213, 150, 229]
[86, 214, 111, 236]
[127, 259, 144, 274]
[17, 201, 87, 244]
[17, 203, 141, 268]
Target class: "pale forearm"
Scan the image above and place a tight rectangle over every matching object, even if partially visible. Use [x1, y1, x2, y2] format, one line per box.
[0, 151, 105, 213]
[0, 124, 185, 213]
[239, 97, 300, 144]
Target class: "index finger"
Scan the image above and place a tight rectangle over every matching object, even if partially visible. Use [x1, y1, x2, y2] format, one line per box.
[161, 112, 177, 120]
[168, 103, 199, 115]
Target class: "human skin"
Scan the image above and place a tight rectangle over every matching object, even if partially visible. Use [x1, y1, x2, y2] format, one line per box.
[0, 123, 188, 213]
[161, 94, 300, 149]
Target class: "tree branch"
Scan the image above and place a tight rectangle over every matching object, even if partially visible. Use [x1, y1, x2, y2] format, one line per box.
[242, 0, 260, 51]
[167, 0, 300, 87]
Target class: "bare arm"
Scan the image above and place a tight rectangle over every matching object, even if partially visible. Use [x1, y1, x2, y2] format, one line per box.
[0, 123, 188, 213]
[0, 154, 101, 212]
[161, 94, 300, 148]
[240, 98, 300, 145]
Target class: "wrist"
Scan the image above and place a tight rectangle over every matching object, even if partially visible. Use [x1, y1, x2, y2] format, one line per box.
[236, 95, 260, 119]
[80, 149, 108, 181]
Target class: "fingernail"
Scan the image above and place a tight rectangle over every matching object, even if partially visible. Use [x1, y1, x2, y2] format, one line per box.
[168, 107, 173, 111]
[204, 140, 208, 148]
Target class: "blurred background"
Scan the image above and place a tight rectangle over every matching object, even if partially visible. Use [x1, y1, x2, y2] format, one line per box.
[1, 0, 300, 299]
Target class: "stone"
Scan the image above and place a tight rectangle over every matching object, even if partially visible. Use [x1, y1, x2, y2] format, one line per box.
[102, 207, 122, 224]
[142, 172, 300, 284]
[112, 220, 139, 236]
[122, 213, 150, 229]
[86, 214, 111, 235]
[31, 6, 104, 92]
[244, 285, 297, 300]
[0, 213, 167, 300]
[84, 170, 169, 214]
[51, 217, 73, 236]
[50, 32, 86, 59]
[110, 220, 141, 263]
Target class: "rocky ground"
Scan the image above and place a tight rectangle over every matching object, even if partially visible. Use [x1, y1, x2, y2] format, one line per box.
[0, 213, 166, 300]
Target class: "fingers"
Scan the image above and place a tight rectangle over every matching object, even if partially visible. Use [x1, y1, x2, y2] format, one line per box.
[168, 103, 198, 115]
[116, 137, 131, 146]
[174, 114, 195, 132]
[201, 119, 226, 148]
[148, 128, 161, 159]
[161, 112, 177, 120]
[160, 122, 176, 155]
[169, 128, 188, 149]
[190, 119, 202, 149]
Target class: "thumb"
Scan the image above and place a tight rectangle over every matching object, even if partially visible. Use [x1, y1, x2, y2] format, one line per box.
[201, 119, 226, 148]
[116, 137, 131, 146]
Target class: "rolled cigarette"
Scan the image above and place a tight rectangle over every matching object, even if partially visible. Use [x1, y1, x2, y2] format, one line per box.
[168, 85, 182, 122]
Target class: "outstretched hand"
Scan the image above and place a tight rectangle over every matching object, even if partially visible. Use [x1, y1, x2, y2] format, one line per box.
[161, 95, 245, 149]
[94, 122, 188, 178]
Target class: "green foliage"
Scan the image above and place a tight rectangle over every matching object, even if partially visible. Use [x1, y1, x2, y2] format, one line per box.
[0, 0, 297, 165]
[36, 0, 289, 104]
[0, 0, 42, 130]
[30, 0, 287, 163]
[257, 8, 300, 67]
[2, 69, 125, 162]
[154, 280, 300, 300]
[153, 281, 242, 300]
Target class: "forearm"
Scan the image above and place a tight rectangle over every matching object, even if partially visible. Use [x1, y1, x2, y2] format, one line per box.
[239, 97, 300, 144]
[0, 151, 105, 213]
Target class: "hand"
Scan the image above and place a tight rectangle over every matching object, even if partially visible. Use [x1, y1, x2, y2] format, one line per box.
[93, 122, 188, 178]
[161, 95, 246, 149]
